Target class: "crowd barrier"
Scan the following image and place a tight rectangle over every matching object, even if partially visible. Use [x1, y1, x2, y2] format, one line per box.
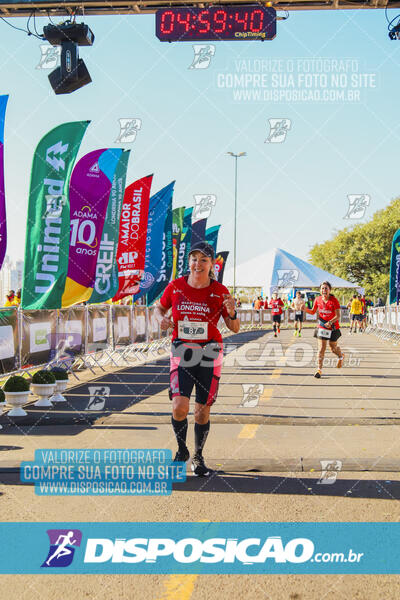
[0, 306, 351, 379]
[367, 306, 400, 342]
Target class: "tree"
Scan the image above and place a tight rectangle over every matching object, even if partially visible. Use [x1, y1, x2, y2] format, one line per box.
[309, 198, 400, 299]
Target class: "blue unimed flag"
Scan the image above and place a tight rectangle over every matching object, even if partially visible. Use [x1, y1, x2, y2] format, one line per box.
[205, 224, 221, 255]
[133, 181, 175, 303]
[389, 228, 400, 305]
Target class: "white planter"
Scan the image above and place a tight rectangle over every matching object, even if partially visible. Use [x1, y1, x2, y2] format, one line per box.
[4, 391, 30, 417]
[50, 379, 68, 403]
[31, 383, 56, 408]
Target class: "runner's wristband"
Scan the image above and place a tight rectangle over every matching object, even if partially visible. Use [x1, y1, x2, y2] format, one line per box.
[229, 311, 237, 320]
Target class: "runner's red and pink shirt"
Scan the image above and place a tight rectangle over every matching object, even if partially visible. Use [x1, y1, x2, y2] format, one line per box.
[313, 295, 341, 329]
[269, 298, 284, 315]
[160, 276, 229, 343]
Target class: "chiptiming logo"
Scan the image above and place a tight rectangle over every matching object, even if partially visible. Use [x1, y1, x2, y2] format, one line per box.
[42, 529, 82, 567]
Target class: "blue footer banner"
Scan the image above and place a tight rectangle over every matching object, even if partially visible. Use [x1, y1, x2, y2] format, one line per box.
[0, 522, 399, 574]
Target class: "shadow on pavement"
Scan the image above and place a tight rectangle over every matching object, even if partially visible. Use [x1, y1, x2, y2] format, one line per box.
[0, 329, 270, 432]
[174, 472, 400, 500]
[1, 471, 398, 501]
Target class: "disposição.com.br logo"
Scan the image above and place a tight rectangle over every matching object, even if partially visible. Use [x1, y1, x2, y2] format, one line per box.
[41, 529, 82, 568]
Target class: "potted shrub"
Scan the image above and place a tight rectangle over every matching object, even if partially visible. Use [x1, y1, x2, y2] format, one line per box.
[31, 370, 56, 408]
[49, 367, 69, 403]
[4, 375, 30, 417]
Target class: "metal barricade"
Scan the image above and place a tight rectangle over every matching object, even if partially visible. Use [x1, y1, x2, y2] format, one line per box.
[0, 305, 277, 380]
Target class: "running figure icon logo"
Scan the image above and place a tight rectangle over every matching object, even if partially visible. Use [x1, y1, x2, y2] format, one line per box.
[265, 119, 292, 143]
[344, 194, 370, 219]
[276, 269, 299, 288]
[317, 460, 342, 485]
[115, 118, 142, 143]
[86, 386, 110, 411]
[41, 529, 82, 568]
[193, 194, 217, 220]
[139, 271, 155, 289]
[240, 384, 264, 407]
[189, 44, 216, 69]
[36, 45, 61, 69]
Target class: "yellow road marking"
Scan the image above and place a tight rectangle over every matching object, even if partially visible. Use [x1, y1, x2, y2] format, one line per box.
[238, 424, 259, 439]
[158, 520, 210, 600]
[261, 388, 273, 401]
[270, 368, 282, 379]
[157, 574, 198, 600]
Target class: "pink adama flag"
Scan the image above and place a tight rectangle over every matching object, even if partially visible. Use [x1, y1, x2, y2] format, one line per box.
[0, 95, 8, 270]
[61, 148, 122, 307]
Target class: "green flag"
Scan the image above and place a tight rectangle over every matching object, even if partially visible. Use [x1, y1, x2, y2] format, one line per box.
[172, 206, 185, 280]
[21, 120, 90, 309]
[89, 150, 130, 304]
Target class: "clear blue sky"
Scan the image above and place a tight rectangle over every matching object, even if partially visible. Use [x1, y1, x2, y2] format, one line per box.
[1, 8, 399, 267]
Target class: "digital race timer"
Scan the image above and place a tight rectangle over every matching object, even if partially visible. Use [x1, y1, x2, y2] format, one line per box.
[155, 6, 276, 42]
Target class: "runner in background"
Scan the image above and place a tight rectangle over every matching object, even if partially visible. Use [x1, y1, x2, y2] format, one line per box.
[360, 294, 367, 332]
[254, 296, 262, 310]
[347, 294, 363, 334]
[269, 292, 284, 338]
[263, 296, 269, 310]
[306, 281, 344, 379]
[155, 242, 240, 477]
[291, 291, 306, 337]
[4, 290, 15, 307]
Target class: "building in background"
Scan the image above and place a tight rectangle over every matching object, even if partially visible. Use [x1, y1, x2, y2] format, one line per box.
[0, 257, 24, 304]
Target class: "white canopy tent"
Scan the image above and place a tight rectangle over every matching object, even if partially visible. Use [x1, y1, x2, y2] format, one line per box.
[224, 247, 360, 296]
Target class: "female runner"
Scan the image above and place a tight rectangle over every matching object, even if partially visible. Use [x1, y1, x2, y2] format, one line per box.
[306, 281, 344, 378]
[154, 242, 240, 476]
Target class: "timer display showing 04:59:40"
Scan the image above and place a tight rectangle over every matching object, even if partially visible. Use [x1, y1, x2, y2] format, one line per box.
[155, 6, 276, 42]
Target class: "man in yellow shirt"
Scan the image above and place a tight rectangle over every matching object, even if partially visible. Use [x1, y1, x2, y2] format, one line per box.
[347, 294, 363, 334]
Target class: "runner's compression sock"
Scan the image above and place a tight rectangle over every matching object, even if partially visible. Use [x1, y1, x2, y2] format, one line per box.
[171, 416, 188, 450]
[194, 421, 210, 454]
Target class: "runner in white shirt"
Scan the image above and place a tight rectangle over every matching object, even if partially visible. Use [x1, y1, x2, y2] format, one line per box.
[291, 291, 306, 337]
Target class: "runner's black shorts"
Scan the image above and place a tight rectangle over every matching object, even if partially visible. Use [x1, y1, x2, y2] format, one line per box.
[169, 339, 223, 406]
[294, 312, 304, 322]
[351, 313, 362, 321]
[272, 315, 281, 324]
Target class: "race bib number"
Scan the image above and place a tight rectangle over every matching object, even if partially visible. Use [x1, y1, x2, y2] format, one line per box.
[178, 320, 208, 340]
[317, 328, 332, 339]
[295, 311, 303, 316]
[272, 308, 280, 314]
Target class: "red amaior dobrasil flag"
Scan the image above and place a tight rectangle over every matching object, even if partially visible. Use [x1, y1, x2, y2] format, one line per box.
[113, 174, 153, 301]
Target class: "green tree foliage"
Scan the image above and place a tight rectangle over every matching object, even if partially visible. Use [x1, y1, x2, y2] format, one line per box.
[309, 198, 400, 299]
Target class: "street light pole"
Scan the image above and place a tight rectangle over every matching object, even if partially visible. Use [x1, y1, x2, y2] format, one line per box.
[227, 151, 246, 299]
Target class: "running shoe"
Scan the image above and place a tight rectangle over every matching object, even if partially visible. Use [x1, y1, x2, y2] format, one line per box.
[337, 355, 344, 369]
[191, 453, 211, 477]
[278, 327, 280, 333]
[314, 370, 322, 379]
[274, 333, 277, 338]
[293, 330, 297, 337]
[298, 331, 302, 337]
[173, 447, 190, 463]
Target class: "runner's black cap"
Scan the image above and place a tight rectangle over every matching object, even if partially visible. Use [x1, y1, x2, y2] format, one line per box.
[189, 242, 215, 260]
